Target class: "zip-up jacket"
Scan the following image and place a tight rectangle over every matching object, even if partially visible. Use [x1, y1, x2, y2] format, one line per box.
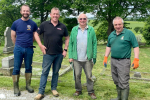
[69, 25, 97, 60]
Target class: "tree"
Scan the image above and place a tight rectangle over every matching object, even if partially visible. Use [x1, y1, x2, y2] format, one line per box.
[89, 0, 150, 36]
[0, 0, 22, 36]
[142, 17, 150, 44]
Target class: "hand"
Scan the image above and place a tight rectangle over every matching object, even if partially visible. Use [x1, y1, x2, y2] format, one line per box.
[69, 59, 73, 64]
[93, 58, 96, 65]
[62, 50, 67, 58]
[103, 56, 108, 67]
[132, 58, 139, 69]
[39, 45, 46, 55]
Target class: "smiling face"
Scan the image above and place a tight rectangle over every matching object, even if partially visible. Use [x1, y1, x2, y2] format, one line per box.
[113, 19, 124, 34]
[50, 9, 60, 23]
[78, 14, 87, 27]
[20, 5, 30, 19]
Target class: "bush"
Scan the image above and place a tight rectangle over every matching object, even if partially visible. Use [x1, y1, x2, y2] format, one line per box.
[96, 21, 108, 42]
[142, 17, 150, 44]
[134, 27, 141, 33]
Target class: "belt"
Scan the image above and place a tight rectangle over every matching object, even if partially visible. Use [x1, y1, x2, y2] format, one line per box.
[111, 57, 130, 60]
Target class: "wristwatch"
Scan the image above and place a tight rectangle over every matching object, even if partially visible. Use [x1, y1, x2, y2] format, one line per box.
[64, 49, 67, 52]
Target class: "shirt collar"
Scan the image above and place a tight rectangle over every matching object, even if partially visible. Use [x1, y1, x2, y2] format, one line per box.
[113, 28, 126, 35]
[49, 19, 60, 25]
[78, 25, 88, 29]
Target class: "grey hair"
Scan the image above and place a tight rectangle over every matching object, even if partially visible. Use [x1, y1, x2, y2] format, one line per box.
[113, 17, 124, 25]
[76, 13, 88, 24]
[50, 7, 60, 15]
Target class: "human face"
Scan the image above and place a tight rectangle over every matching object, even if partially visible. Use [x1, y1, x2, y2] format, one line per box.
[78, 14, 87, 27]
[50, 9, 60, 23]
[113, 19, 124, 34]
[20, 6, 30, 19]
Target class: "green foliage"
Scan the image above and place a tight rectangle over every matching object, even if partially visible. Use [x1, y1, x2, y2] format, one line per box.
[96, 21, 108, 42]
[0, 0, 21, 36]
[139, 27, 143, 34]
[134, 27, 141, 33]
[63, 18, 78, 35]
[143, 17, 150, 44]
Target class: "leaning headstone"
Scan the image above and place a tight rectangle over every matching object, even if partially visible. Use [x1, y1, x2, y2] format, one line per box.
[3, 27, 14, 53]
[0, 55, 14, 76]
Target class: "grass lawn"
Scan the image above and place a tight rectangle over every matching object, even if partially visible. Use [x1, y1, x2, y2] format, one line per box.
[0, 42, 150, 100]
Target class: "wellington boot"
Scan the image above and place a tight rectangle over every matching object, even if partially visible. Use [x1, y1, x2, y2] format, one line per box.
[25, 73, 34, 93]
[121, 88, 129, 100]
[12, 75, 21, 96]
[111, 86, 121, 100]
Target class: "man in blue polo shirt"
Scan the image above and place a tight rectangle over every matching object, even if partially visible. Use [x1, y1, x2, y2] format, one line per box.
[103, 17, 139, 100]
[11, 4, 43, 96]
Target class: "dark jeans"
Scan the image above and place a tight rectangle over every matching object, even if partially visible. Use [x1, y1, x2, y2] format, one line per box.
[12, 45, 34, 75]
[111, 58, 131, 89]
[73, 60, 94, 94]
[38, 54, 63, 95]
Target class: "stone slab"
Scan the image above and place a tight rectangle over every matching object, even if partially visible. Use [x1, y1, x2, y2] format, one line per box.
[2, 55, 14, 68]
[0, 67, 13, 76]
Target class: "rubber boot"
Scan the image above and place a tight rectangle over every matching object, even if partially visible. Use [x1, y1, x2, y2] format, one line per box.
[12, 75, 21, 96]
[121, 88, 129, 100]
[111, 86, 121, 100]
[25, 73, 34, 93]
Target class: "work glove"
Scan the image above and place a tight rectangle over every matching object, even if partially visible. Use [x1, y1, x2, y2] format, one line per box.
[132, 58, 139, 69]
[103, 56, 107, 67]
[93, 58, 96, 65]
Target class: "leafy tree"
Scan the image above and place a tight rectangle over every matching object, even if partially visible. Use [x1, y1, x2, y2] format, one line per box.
[142, 17, 150, 44]
[89, 0, 150, 36]
[0, 0, 23, 36]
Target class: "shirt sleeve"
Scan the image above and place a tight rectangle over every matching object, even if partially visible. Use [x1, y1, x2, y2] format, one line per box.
[33, 23, 38, 32]
[63, 25, 69, 37]
[130, 32, 139, 48]
[11, 22, 16, 31]
[37, 22, 44, 35]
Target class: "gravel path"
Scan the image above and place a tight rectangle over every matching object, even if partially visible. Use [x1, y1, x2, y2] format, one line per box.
[0, 89, 74, 100]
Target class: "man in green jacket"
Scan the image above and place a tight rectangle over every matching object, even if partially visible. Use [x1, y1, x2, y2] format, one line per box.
[69, 13, 97, 99]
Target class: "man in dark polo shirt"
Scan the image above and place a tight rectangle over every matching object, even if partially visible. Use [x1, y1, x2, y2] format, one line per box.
[34, 7, 69, 100]
[103, 17, 139, 100]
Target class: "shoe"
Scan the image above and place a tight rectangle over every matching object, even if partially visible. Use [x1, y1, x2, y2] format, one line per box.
[111, 86, 121, 100]
[73, 91, 82, 96]
[34, 94, 44, 100]
[89, 93, 97, 99]
[51, 90, 59, 97]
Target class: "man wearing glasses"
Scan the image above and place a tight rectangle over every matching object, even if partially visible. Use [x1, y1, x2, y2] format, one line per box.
[69, 13, 97, 99]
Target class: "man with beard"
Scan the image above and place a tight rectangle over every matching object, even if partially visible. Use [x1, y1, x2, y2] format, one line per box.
[11, 4, 43, 96]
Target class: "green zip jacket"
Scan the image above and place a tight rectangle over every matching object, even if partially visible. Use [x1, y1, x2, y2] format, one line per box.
[69, 25, 97, 60]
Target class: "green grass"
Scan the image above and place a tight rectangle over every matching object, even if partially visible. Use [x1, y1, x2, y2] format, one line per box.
[1, 43, 150, 100]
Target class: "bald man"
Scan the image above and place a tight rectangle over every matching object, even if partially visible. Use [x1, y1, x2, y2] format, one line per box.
[69, 13, 97, 99]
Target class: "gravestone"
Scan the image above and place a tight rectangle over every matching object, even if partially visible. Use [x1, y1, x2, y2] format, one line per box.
[3, 27, 14, 53]
[0, 55, 14, 76]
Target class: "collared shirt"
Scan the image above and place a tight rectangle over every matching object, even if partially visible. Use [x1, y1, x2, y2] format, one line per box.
[107, 28, 139, 58]
[77, 25, 88, 61]
[37, 20, 68, 54]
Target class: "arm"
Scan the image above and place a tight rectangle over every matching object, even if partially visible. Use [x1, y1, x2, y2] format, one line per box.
[11, 30, 16, 45]
[33, 32, 46, 54]
[134, 47, 139, 58]
[62, 36, 69, 58]
[104, 47, 111, 57]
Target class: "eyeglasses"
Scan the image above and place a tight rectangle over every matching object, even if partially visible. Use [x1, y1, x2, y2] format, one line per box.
[79, 18, 87, 20]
